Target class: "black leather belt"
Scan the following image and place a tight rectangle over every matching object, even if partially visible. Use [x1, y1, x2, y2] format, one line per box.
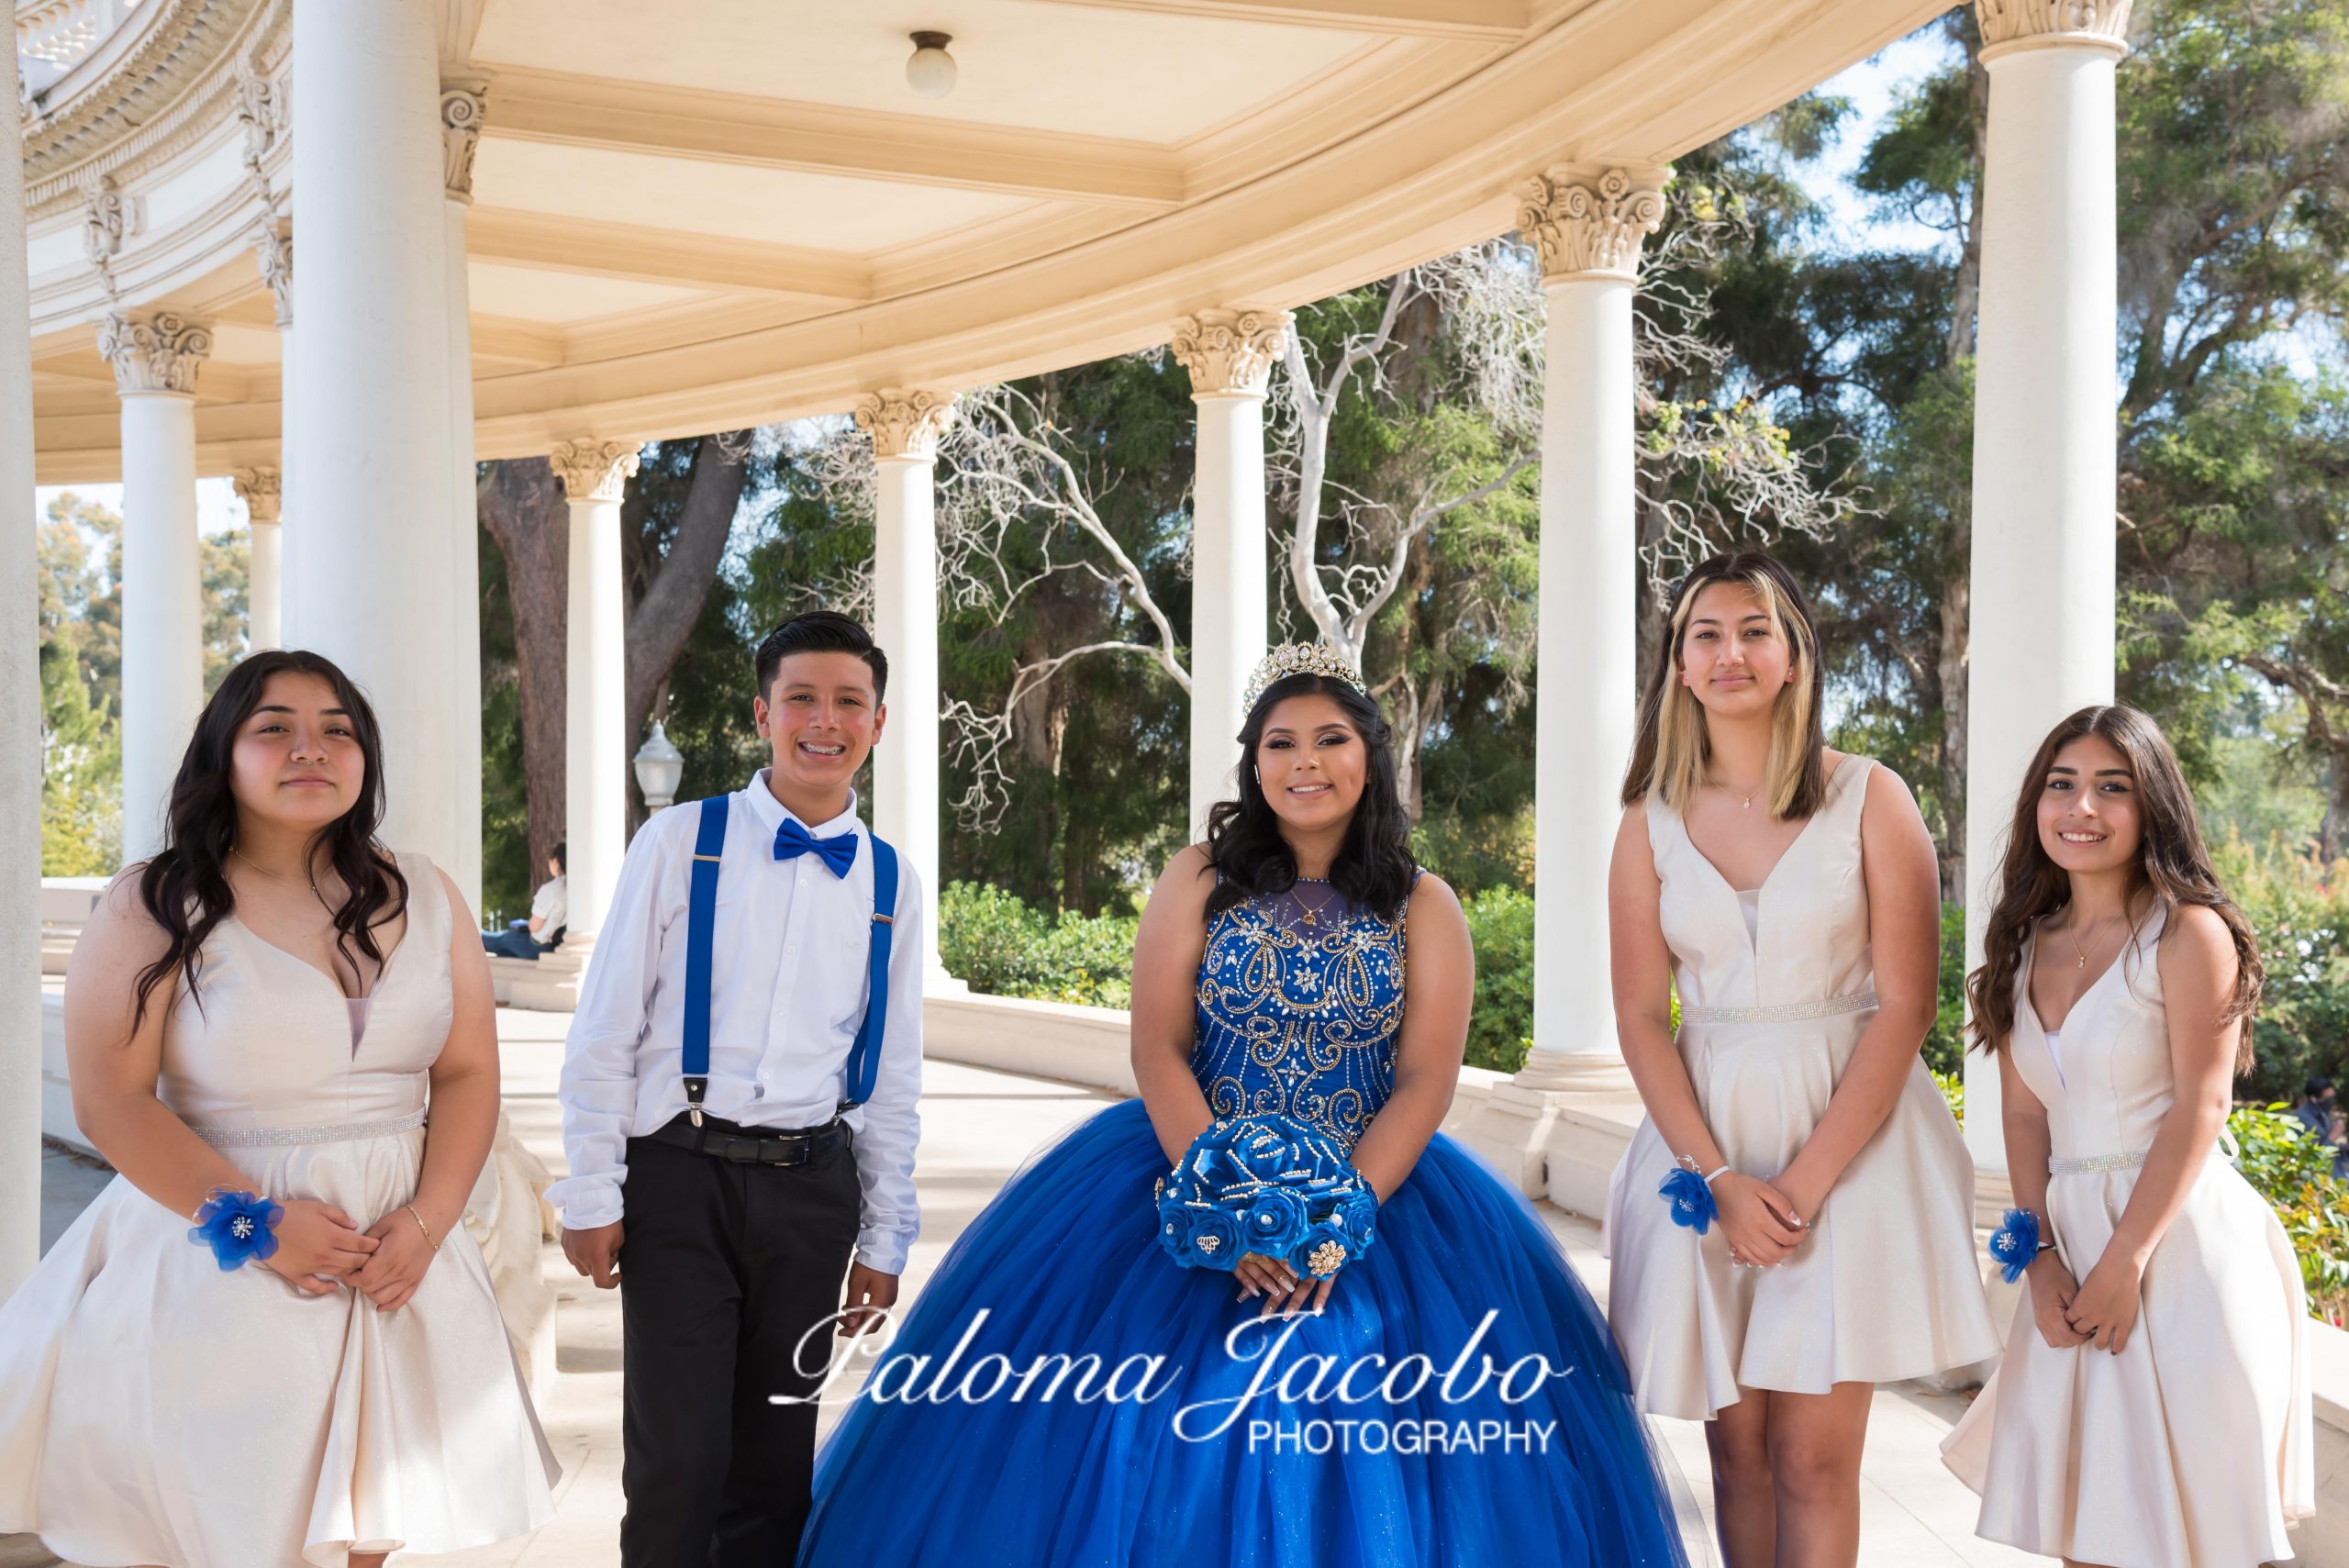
[647, 1111, 849, 1166]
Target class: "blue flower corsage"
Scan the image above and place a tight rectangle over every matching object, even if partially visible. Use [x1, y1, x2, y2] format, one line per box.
[1157, 1115, 1377, 1281]
[188, 1187, 284, 1271]
[1659, 1154, 1729, 1235]
[1987, 1207, 2044, 1284]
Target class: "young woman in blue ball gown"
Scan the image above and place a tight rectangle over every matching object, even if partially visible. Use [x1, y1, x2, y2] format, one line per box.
[796, 648, 1688, 1568]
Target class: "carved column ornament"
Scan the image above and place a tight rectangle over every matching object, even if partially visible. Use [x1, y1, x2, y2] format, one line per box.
[251, 219, 293, 328]
[852, 388, 958, 462]
[234, 66, 284, 175]
[81, 174, 130, 269]
[1171, 308, 1290, 397]
[232, 466, 284, 524]
[1976, 0, 2132, 53]
[440, 79, 488, 201]
[551, 439, 641, 503]
[97, 311, 214, 395]
[1515, 166, 1669, 282]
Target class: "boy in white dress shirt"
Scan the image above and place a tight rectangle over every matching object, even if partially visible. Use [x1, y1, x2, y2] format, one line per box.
[546, 611, 924, 1567]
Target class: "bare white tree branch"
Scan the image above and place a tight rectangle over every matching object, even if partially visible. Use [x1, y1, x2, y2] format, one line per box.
[807, 384, 1190, 830]
[1268, 239, 1549, 670]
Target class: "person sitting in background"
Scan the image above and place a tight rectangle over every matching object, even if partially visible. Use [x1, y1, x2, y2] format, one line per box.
[2293, 1077, 2348, 1177]
[484, 844, 565, 961]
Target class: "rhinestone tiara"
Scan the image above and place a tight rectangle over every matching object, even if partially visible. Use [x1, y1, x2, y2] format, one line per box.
[1242, 642, 1368, 711]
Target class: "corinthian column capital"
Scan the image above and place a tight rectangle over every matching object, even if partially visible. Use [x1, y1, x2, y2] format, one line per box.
[233, 466, 284, 524]
[98, 310, 214, 396]
[853, 388, 958, 462]
[441, 79, 489, 201]
[551, 439, 641, 503]
[1976, 0, 2132, 56]
[1171, 307, 1291, 398]
[1515, 166, 1670, 283]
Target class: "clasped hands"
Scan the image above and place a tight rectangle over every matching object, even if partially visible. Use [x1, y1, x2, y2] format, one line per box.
[1234, 1251, 1332, 1319]
[2025, 1248, 2143, 1354]
[1716, 1172, 1814, 1270]
[256, 1195, 438, 1311]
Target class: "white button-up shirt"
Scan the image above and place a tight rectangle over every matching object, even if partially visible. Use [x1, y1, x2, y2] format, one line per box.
[545, 773, 923, 1273]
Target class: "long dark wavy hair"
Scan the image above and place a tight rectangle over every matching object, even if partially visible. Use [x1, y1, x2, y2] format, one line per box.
[1965, 704, 2261, 1071]
[131, 649, 408, 1032]
[1202, 673, 1418, 922]
[1620, 550, 1831, 819]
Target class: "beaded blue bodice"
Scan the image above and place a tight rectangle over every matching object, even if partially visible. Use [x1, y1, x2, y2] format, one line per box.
[1190, 885, 1409, 1150]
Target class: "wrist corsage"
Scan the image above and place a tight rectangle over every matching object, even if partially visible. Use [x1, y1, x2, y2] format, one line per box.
[1987, 1207, 2050, 1284]
[188, 1187, 284, 1271]
[1157, 1115, 1378, 1281]
[1658, 1153, 1731, 1235]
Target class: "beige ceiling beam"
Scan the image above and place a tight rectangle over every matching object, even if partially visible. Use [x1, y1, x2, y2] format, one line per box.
[469, 318, 566, 371]
[466, 208, 874, 302]
[1020, 0, 1527, 39]
[486, 69, 1186, 208]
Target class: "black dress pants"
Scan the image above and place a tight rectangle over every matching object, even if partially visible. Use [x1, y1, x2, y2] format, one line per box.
[618, 1124, 862, 1568]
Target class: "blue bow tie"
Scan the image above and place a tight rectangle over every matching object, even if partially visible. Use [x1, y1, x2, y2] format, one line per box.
[774, 817, 859, 878]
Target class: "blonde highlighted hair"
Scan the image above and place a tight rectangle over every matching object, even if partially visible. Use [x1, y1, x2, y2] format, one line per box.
[1620, 550, 1830, 819]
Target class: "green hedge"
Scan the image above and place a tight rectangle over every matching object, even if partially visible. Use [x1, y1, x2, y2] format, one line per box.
[937, 882, 1139, 1010]
[1461, 886, 1535, 1073]
[935, 879, 1539, 1061]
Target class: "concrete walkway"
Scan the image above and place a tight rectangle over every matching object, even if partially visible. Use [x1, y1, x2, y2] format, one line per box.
[11, 1008, 2043, 1568]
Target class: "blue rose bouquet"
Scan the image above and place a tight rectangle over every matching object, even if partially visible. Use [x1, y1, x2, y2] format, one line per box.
[1156, 1114, 1378, 1281]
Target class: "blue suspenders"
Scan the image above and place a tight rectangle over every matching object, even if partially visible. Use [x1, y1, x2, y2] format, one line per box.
[680, 793, 900, 1128]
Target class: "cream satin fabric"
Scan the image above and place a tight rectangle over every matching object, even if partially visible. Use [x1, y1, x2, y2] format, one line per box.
[1942, 907, 2314, 1566]
[0, 852, 559, 1567]
[1605, 756, 1999, 1420]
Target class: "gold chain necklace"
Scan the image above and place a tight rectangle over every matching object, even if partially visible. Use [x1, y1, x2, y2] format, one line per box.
[1713, 776, 1766, 811]
[2065, 912, 2124, 972]
[229, 845, 328, 907]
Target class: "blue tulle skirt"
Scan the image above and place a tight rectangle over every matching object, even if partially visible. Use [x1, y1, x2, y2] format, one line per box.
[798, 1100, 1688, 1567]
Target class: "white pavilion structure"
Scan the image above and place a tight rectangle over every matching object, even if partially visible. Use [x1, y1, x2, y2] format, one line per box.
[6, 0, 2132, 1295]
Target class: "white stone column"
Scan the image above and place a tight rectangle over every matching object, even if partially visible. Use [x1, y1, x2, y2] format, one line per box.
[233, 467, 283, 650]
[1452, 168, 1664, 1207]
[283, 0, 457, 870]
[553, 440, 640, 947]
[3, 58, 47, 1291]
[1173, 308, 1289, 839]
[442, 79, 487, 911]
[852, 390, 956, 983]
[1522, 167, 1665, 1090]
[251, 220, 294, 619]
[1962, 0, 2131, 1174]
[100, 311, 214, 861]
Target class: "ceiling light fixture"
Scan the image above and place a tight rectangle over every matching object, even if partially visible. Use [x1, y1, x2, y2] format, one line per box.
[906, 31, 957, 99]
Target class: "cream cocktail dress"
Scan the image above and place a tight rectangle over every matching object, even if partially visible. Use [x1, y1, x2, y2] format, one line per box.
[1605, 755, 2000, 1419]
[0, 853, 559, 1566]
[1942, 906, 2314, 1566]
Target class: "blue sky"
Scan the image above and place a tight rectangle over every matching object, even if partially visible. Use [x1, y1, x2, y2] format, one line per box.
[1792, 23, 1961, 260]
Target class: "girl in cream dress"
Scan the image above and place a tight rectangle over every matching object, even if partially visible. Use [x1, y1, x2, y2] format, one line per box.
[1943, 705, 2312, 1567]
[1605, 551, 1998, 1568]
[0, 651, 558, 1568]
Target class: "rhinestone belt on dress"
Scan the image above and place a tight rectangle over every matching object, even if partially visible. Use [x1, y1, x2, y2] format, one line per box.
[189, 1106, 427, 1148]
[1679, 989, 1878, 1027]
[2048, 1147, 2150, 1176]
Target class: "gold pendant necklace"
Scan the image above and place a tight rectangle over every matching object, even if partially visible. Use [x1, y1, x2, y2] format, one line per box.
[2066, 914, 2121, 971]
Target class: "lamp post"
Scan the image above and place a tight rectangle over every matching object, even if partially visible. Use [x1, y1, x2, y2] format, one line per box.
[633, 720, 684, 813]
